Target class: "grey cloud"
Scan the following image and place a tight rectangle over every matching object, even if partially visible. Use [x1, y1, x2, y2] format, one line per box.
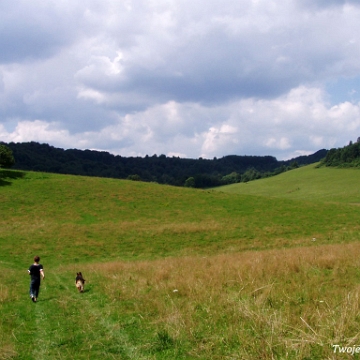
[74, 2, 360, 108]
[0, 1, 84, 63]
[300, 0, 360, 9]
[0, 26, 65, 64]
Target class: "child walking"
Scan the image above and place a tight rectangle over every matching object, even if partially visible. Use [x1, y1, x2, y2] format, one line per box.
[28, 255, 45, 302]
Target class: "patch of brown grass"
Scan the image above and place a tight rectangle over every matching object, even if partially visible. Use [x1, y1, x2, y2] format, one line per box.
[0, 344, 17, 360]
[74, 242, 360, 358]
[0, 285, 9, 304]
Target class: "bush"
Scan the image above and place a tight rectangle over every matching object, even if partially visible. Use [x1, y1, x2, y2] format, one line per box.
[0, 144, 15, 168]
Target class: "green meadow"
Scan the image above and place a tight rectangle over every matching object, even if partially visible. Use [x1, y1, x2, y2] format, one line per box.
[1, 164, 360, 359]
[216, 163, 360, 204]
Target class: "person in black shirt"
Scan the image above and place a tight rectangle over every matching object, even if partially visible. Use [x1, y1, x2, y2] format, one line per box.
[28, 255, 45, 302]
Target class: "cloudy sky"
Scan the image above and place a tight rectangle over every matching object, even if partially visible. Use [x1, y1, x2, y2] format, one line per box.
[1, 0, 360, 160]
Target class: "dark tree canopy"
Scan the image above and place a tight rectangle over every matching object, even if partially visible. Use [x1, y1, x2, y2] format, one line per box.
[3, 141, 327, 187]
[319, 140, 360, 168]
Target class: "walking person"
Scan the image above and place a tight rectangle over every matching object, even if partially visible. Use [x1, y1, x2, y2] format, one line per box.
[28, 255, 45, 302]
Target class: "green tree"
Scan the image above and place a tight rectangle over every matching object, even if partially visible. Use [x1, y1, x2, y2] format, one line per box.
[241, 168, 261, 182]
[127, 174, 141, 181]
[0, 144, 15, 168]
[184, 177, 195, 188]
[221, 172, 241, 185]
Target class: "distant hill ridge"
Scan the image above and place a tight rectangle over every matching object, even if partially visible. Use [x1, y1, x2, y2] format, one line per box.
[2, 141, 327, 187]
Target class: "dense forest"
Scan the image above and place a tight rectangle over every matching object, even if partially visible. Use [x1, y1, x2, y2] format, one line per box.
[2, 141, 327, 188]
[319, 139, 360, 168]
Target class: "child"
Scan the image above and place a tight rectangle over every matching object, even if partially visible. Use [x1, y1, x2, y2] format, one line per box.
[28, 255, 45, 302]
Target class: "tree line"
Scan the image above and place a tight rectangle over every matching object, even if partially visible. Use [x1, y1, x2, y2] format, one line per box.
[1, 141, 327, 188]
[319, 138, 360, 168]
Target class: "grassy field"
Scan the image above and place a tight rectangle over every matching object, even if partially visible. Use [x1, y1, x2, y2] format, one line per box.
[1, 166, 360, 359]
[215, 163, 360, 204]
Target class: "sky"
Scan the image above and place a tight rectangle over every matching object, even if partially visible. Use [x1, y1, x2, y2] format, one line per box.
[1, 0, 360, 160]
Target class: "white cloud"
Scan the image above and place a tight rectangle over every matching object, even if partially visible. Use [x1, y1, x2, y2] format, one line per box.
[265, 137, 291, 150]
[1, 120, 70, 145]
[2, 85, 360, 160]
[201, 125, 239, 156]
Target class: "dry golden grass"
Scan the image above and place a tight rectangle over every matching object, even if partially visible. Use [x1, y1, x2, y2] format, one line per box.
[67, 242, 360, 358]
[0, 287, 9, 305]
[0, 344, 17, 360]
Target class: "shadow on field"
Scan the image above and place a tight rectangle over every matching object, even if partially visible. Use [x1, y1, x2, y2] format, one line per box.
[37, 296, 58, 302]
[0, 170, 26, 186]
[0, 179, 11, 186]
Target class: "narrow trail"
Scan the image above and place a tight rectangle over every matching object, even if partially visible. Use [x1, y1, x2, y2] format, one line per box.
[30, 271, 70, 359]
[19, 270, 148, 359]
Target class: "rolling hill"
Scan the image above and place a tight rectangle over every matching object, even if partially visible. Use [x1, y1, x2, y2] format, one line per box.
[215, 163, 360, 204]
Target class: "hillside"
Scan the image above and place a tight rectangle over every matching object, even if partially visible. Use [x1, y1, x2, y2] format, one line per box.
[2, 141, 327, 187]
[215, 163, 360, 204]
[2, 165, 360, 266]
[1, 166, 359, 266]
